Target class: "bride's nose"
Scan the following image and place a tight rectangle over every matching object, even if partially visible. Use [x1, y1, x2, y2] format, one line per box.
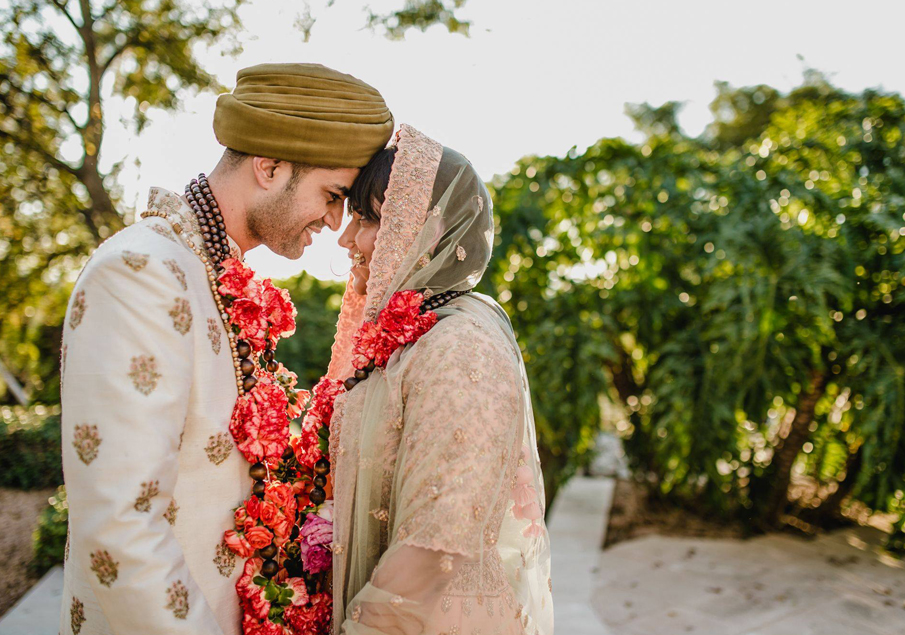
[338, 220, 356, 249]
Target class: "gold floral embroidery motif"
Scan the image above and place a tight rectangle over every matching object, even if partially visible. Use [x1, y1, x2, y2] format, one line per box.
[134, 480, 160, 512]
[207, 318, 222, 354]
[439, 554, 454, 573]
[351, 605, 361, 622]
[453, 428, 466, 443]
[214, 539, 236, 577]
[69, 291, 86, 329]
[90, 549, 119, 587]
[70, 597, 86, 634]
[456, 245, 467, 261]
[169, 298, 192, 335]
[441, 595, 452, 613]
[431, 205, 442, 217]
[72, 424, 101, 465]
[129, 355, 161, 395]
[390, 595, 404, 607]
[163, 259, 188, 291]
[370, 508, 389, 522]
[166, 580, 189, 619]
[164, 499, 179, 525]
[469, 369, 483, 383]
[417, 254, 431, 269]
[121, 251, 149, 272]
[204, 433, 233, 465]
[148, 222, 178, 243]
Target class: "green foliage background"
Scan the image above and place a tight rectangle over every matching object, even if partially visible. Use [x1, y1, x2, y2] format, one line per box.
[483, 75, 905, 543]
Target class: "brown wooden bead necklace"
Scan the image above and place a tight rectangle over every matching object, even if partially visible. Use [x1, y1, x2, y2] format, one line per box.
[184, 173, 231, 266]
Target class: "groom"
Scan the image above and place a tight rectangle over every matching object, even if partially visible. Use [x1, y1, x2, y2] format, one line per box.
[59, 63, 393, 635]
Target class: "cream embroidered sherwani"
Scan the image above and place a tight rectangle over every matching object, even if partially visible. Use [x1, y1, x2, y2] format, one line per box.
[60, 188, 247, 635]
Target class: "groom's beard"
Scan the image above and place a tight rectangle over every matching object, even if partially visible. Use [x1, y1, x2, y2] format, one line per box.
[246, 182, 313, 259]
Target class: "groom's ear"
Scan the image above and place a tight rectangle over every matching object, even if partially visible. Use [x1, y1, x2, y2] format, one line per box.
[250, 156, 284, 191]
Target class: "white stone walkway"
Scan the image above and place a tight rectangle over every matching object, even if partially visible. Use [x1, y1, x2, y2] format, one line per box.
[593, 526, 905, 635]
[548, 475, 618, 634]
[0, 565, 61, 635]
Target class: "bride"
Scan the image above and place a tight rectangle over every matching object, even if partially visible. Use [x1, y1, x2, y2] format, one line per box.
[326, 125, 553, 635]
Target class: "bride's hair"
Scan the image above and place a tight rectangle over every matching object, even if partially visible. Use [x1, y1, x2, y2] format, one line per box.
[348, 147, 396, 222]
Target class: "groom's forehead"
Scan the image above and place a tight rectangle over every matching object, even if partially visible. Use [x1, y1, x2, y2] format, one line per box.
[312, 166, 359, 190]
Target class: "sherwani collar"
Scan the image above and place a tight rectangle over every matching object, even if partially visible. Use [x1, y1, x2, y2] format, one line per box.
[146, 187, 243, 260]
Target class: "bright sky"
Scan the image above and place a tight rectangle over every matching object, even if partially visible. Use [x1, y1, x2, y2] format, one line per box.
[98, 0, 905, 281]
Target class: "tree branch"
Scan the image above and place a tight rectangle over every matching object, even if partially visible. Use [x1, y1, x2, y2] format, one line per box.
[95, 1, 117, 23]
[100, 32, 140, 75]
[0, 73, 83, 131]
[0, 129, 79, 176]
[48, 0, 81, 32]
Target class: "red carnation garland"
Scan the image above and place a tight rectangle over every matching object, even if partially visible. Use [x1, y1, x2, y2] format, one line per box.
[217, 259, 439, 635]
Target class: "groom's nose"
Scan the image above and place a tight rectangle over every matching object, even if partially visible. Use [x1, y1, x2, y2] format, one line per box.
[324, 205, 343, 232]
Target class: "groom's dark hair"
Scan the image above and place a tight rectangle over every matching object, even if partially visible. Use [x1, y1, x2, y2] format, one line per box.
[348, 147, 396, 222]
[220, 148, 320, 190]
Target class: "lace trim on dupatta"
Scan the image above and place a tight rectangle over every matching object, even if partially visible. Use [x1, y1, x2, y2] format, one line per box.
[363, 124, 443, 321]
[326, 279, 367, 380]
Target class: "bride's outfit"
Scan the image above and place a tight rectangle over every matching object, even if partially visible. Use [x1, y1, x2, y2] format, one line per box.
[327, 126, 554, 635]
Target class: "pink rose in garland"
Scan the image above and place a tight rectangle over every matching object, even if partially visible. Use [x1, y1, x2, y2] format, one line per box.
[297, 513, 333, 575]
[224, 529, 254, 558]
[230, 376, 291, 462]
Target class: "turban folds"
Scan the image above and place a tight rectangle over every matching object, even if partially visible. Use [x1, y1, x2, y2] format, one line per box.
[213, 63, 394, 168]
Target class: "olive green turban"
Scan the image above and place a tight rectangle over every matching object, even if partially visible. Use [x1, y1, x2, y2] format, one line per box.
[213, 63, 394, 168]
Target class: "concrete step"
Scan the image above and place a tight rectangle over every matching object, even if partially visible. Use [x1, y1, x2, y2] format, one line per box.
[0, 566, 62, 635]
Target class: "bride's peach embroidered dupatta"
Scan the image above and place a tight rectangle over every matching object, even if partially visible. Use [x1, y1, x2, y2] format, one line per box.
[327, 126, 554, 635]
